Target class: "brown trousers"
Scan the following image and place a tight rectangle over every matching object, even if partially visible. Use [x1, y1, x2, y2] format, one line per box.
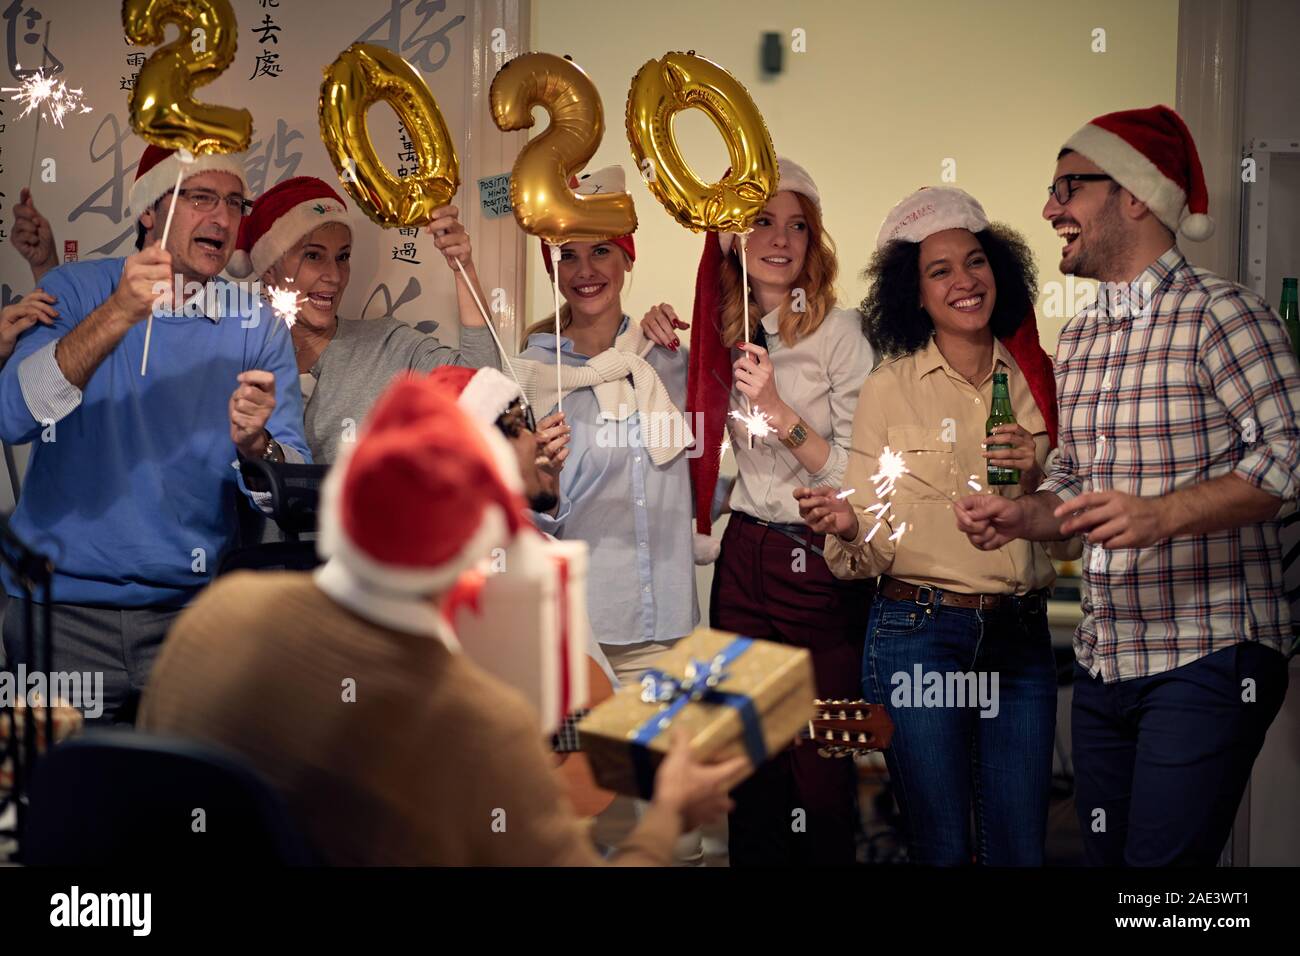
[710, 513, 873, 866]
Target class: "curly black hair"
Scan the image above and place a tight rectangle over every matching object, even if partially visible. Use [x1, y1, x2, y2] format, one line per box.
[858, 223, 1037, 359]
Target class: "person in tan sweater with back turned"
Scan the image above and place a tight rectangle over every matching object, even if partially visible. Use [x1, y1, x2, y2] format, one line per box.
[140, 376, 746, 866]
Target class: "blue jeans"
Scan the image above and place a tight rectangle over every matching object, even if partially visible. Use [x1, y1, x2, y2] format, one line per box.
[862, 592, 1057, 865]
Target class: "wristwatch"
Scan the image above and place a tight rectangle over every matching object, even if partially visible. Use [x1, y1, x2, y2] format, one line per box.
[780, 417, 810, 449]
[261, 432, 284, 464]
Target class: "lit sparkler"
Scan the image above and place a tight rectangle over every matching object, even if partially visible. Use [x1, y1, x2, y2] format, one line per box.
[266, 285, 304, 333]
[852, 445, 959, 547]
[2, 65, 92, 127]
[729, 406, 776, 442]
[719, 433, 731, 463]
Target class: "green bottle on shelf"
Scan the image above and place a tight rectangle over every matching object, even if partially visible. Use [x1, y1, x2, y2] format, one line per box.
[986, 371, 1019, 486]
[1281, 278, 1300, 359]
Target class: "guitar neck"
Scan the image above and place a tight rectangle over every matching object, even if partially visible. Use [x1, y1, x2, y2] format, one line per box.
[551, 708, 591, 754]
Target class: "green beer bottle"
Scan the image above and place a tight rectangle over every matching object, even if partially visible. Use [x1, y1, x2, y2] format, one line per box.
[986, 371, 1019, 486]
[1281, 278, 1300, 359]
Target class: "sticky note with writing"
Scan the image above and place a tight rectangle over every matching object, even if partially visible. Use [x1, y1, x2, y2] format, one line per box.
[478, 174, 513, 219]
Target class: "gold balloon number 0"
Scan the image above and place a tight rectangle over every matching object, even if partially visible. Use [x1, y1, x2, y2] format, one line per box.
[626, 52, 778, 233]
[490, 53, 637, 245]
[122, 0, 252, 155]
[319, 42, 460, 229]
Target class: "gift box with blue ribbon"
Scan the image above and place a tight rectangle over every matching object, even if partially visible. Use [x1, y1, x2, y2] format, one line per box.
[576, 628, 817, 799]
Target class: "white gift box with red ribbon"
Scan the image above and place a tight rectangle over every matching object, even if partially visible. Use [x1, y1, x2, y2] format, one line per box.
[448, 532, 590, 736]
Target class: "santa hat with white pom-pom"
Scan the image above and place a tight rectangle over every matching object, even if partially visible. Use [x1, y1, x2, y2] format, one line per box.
[227, 176, 352, 279]
[1062, 105, 1214, 242]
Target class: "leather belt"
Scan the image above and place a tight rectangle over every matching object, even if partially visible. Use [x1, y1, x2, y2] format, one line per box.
[879, 575, 1048, 614]
[735, 511, 824, 558]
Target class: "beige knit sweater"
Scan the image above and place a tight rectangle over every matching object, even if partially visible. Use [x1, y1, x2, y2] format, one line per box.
[139, 572, 678, 866]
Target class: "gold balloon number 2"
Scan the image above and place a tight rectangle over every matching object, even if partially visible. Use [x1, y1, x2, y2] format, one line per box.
[122, 0, 252, 155]
[489, 53, 637, 245]
[319, 42, 460, 229]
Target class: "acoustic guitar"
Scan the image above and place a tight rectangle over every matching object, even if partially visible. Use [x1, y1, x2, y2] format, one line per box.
[800, 699, 895, 757]
[551, 658, 616, 818]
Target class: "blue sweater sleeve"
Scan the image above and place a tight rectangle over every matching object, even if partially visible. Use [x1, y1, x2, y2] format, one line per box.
[0, 263, 97, 443]
[248, 300, 312, 464]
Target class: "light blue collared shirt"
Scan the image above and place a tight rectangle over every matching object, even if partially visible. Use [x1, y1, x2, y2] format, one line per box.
[523, 317, 698, 652]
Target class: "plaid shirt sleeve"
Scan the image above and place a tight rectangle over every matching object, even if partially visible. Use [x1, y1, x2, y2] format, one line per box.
[1036, 441, 1084, 504]
[1200, 290, 1300, 502]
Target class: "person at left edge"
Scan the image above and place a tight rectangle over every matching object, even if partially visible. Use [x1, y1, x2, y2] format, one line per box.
[0, 145, 310, 724]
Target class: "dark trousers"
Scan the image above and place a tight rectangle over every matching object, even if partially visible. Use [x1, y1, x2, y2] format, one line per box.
[1072, 641, 1289, 866]
[2, 602, 182, 725]
[710, 513, 873, 866]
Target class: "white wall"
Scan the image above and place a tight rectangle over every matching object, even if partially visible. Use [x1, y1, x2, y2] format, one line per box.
[529, 0, 1180, 354]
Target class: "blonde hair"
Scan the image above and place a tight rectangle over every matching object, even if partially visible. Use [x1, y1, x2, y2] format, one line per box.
[521, 246, 633, 347]
[719, 192, 838, 348]
[522, 303, 574, 346]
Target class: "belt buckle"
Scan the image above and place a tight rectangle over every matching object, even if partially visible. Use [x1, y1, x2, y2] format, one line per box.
[914, 584, 935, 607]
[1021, 593, 1044, 615]
[979, 593, 999, 611]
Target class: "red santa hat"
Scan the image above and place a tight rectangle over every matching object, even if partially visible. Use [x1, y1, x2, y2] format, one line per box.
[687, 157, 825, 540]
[427, 365, 524, 427]
[1063, 105, 1214, 241]
[540, 167, 636, 274]
[873, 186, 1060, 449]
[315, 375, 528, 636]
[129, 144, 249, 220]
[227, 176, 352, 279]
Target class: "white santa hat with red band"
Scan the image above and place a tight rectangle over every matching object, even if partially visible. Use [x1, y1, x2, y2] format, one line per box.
[228, 176, 352, 279]
[1063, 105, 1214, 241]
[541, 166, 637, 273]
[875, 186, 989, 251]
[129, 144, 249, 220]
[718, 156, 820, 256]
[314, 375, 526, 639]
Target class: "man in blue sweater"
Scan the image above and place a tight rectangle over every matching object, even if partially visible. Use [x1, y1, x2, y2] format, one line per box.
[0, 145, 310, 723]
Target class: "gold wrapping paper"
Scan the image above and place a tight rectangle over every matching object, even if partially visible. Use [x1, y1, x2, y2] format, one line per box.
[576, 628, 816, 798]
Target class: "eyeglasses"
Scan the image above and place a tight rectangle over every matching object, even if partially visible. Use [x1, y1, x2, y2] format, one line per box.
[1048, 174, 1113, 206]
[497, 403, 536, 438]
[171, 188, 254, 216]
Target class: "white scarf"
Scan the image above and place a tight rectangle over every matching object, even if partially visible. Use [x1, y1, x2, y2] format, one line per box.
[515, 321, 693, 466]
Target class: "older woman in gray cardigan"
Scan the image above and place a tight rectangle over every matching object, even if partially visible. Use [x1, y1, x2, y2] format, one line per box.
[229, 176, 499, 463]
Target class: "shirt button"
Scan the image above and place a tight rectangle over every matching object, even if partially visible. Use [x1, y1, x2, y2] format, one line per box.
[639, 540, 648, 548]
[643, 585, 651, 592]
[974, 398, 981, 405]
[634, 456, 642, 464]
[635, 498, 645, 507]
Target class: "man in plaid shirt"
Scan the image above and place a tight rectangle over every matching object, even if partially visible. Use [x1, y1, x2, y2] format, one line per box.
[956, 106, 1294, 866]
